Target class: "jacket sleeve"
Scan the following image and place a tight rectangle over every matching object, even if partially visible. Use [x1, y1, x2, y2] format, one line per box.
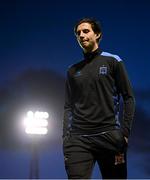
[63, 70, 73, 137]
[115, 60, 135, 138]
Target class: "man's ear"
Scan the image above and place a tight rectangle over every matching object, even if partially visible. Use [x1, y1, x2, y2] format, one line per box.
[96, 33, 101, 39]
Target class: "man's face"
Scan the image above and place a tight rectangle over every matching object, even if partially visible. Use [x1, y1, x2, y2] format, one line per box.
[76, 22, 100, 52]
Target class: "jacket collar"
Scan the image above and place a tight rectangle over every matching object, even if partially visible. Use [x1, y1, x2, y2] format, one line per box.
[83, 48, 102, 61]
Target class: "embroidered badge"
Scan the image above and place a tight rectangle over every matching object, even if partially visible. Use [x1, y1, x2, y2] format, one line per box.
[99, 65, 108, 75]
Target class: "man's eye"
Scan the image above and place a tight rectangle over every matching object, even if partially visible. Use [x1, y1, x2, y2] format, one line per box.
[83, 29, 89, 33]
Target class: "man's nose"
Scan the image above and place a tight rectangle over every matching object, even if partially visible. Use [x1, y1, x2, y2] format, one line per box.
[80, 31, 85, 37]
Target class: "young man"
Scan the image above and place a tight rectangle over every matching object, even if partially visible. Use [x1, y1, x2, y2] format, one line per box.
[63, 18, 135, 179]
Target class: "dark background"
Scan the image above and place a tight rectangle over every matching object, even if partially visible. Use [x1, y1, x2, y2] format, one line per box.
[0, 0, 150, 178]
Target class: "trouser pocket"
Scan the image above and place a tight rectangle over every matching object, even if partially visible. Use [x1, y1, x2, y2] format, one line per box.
[102, 129, 127, 152]
[90, 130, 127, 153]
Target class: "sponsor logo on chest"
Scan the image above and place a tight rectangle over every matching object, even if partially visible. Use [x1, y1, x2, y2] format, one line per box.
[74, 71, 82, 77]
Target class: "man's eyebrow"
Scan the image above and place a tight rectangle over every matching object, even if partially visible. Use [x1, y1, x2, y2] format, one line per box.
[77, 28, 89, 32]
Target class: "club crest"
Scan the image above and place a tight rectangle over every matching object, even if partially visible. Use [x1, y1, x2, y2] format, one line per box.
[99, 65, 108, 75]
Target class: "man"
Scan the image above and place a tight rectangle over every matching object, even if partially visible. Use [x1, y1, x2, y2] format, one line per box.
[63, 18, 135, 179]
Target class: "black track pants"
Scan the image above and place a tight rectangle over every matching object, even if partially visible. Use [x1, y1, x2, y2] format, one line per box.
[63, 130, 127, 179]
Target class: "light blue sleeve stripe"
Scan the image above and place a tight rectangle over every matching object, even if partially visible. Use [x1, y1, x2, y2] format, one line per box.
[101, 51, 122, 62]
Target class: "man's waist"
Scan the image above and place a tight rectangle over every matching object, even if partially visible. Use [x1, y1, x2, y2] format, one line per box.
[69, 125, 120, 136]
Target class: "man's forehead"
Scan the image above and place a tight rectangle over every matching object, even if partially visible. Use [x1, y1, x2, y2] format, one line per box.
[77, 23, 92, 31]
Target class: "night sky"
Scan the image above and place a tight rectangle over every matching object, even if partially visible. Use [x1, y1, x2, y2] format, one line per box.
[0, 0, 150, 179]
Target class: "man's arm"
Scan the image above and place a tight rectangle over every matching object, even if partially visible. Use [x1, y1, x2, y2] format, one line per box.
[63, 70, 73, 137]
[115, 60, 135, 138]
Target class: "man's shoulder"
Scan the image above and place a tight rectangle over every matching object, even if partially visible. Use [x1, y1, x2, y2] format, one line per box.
[100, 51, 122, 62]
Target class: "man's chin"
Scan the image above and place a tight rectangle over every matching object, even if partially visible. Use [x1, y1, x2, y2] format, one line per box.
[81, 44, 90, 49]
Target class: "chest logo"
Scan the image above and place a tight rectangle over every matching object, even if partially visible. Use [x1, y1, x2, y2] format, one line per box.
[99, 65, 108, 75]
[74, 71, 82, 77]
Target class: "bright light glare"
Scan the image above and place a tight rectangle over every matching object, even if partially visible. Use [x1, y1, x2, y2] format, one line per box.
[25, 127, 48, 135]
[34, 111, 49, 119]
[24, 118, 48, 127]
[27, 111, 34, 118]
[24, 111, 49, 135]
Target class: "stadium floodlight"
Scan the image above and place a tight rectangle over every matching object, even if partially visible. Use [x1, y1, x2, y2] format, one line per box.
[24, 111, 49, 135]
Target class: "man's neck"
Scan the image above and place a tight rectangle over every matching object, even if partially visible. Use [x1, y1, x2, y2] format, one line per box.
[83, 45, 99, 54]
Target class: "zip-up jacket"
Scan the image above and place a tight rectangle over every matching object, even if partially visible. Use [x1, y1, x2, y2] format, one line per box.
[63, 49, 135, 138]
